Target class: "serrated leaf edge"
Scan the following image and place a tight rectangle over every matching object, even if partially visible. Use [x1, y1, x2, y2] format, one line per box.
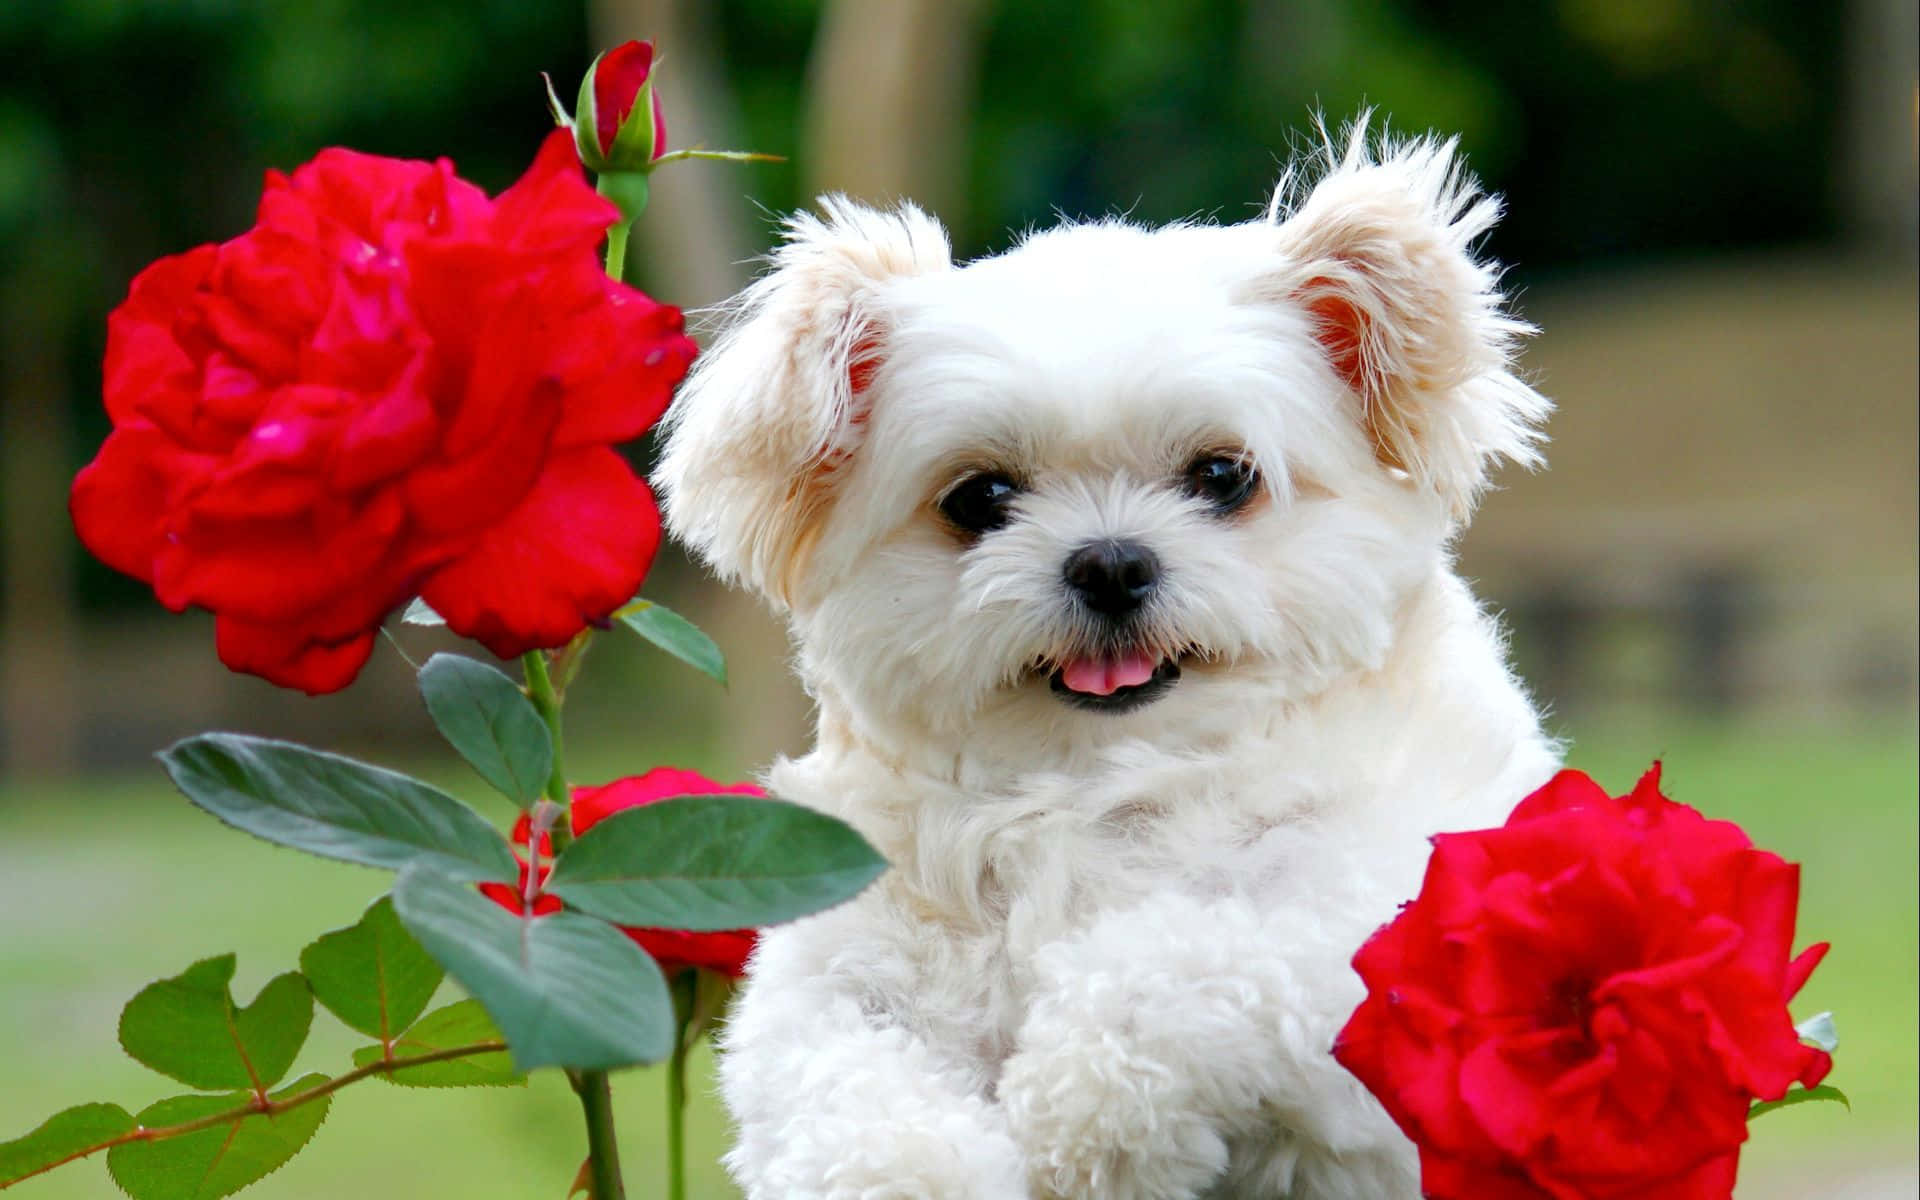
[299, 898, 443, 1043]
[0, 1102, 137, 1188]
[156, 734, 517, 883]
[116, 955, 258, 1093]
[107, 1074, 333, 1200]
[8, 1041, 511, 1194]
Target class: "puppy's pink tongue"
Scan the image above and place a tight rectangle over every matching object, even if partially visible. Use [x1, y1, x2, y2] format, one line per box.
[1060, 651, 1157, 696]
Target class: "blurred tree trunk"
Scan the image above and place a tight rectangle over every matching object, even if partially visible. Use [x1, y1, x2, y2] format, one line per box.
[802, 0, 985, 224]
[1842, 0, 1919, 256]
[589, 0, 813, 766]
[1, 241, 79, 777]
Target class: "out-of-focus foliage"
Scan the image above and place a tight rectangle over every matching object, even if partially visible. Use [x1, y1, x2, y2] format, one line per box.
[705, 0, 1841, 264]
[0, 0, 1849, 613]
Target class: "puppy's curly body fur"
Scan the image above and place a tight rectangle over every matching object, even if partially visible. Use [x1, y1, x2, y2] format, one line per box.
[657, 123, 1561, 1199]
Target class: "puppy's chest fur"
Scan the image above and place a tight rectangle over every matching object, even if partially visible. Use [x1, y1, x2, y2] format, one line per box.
[773, 727, 1441, 1083]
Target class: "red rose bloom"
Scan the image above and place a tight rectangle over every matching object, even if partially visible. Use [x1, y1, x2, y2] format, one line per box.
[1333, 765, 1830, 1200]
[480, 768, 763, 978]
[71, 130, 695, 694]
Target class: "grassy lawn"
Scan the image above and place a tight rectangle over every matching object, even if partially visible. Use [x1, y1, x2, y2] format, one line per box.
[0, 716, 1911, 1198]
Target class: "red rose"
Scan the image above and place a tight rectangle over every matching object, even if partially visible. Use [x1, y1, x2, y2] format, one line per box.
[575, 39, 667, 171]
[480, 768, 763, 978]
[71, 130, 695, 694]
[1333, 765, 1830, 1200]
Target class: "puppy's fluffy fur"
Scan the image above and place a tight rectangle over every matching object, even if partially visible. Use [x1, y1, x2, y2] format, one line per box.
[656, 122, 1562, 1199]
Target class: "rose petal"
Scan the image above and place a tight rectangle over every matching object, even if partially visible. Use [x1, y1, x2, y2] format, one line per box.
[570, 768, 766, 833]
[492, 129, 621, 252]
[549, 283, 695, 450]
[1419, 1148, 1555, 1200]
[156, 487, 413, 629]
[1505, 769, 1613, 825]
[421, 448, 660, 658]
[70, 423, 212, 586]
[1784, 942, 1829, 999]
[213, 617, 376, 695]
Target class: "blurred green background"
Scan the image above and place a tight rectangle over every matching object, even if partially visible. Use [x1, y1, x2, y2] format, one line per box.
[0, 1, 1913, 1197]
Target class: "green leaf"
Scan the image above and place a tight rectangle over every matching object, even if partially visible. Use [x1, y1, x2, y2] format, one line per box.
[0, 1102, 135, 1188]
[1795, 1010, 1839, 1052]
[546, 794, 887, 931]
[400, 597, 445, 626]
[118, 957, 311, 1091]
[1749, 1083, 1850, 1120]
[390, 862, 674, 1071]
[159, 734, 517, 883]
[616, 599, 726, 685]
[350, 999, 523, 1088]
[298, 896, 443, 1041]
[107, 1074, 331, 1200]
[417, 653, 553, 807]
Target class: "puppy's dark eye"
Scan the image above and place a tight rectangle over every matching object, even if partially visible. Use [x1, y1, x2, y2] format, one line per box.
[1184, 455, 1259, 514]
[939, 473, 1020, 535]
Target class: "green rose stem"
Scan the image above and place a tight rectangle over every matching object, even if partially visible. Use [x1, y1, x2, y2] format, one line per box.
[601, 216, 632, 282]
[520, 649, 575, 852]
[8, 1042, 507, 1186]
[522, 649, 626, 1199]
[595, 172, 648, 283]
[570, 1068, 626, 1200]
[665, 971, 698, 1200]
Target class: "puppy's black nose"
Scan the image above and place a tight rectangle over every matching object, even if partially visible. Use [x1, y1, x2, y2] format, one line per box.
[1064, 539, 1159, 617]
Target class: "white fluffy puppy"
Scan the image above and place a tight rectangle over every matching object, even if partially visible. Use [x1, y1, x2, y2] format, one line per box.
[655, 124, 1563, 1199]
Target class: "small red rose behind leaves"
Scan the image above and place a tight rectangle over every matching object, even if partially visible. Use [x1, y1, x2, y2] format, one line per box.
[482, 768, 764, 978]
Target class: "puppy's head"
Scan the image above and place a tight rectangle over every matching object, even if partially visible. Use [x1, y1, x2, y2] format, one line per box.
[656, 123, 1548, 752]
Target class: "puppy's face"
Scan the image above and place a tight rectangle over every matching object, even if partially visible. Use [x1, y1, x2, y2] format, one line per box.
[800, 232, 1438, 737]
[658, 129, 1549, 755]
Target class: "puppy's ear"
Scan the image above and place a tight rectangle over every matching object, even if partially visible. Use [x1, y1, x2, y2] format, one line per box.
[1256, 120, 1550, 516]
[655, 196, 951, 608]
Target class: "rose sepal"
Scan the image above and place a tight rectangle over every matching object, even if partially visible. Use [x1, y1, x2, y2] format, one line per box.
[571, 54, 606, 168]
[604, 73, 662, 167]
[541, 70, 572, 130]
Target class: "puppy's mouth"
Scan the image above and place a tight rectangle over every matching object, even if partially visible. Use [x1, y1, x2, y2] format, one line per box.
[1047, 650, 1182, 713]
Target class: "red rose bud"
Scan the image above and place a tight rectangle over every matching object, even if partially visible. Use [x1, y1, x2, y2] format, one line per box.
[487, 768, 765, 979]
[573, 40, 667, 173]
